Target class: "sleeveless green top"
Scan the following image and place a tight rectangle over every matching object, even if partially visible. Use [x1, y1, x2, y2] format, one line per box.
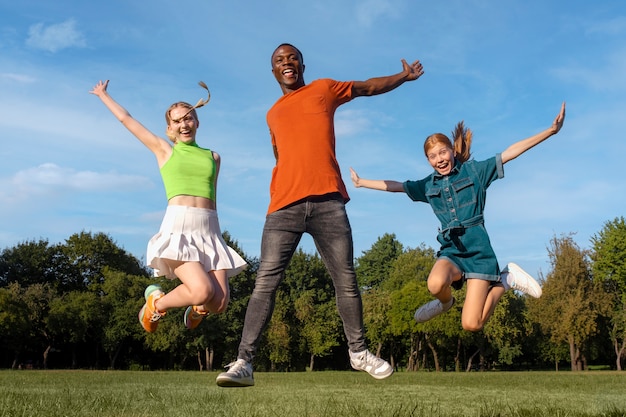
[160, 141, 216, 201]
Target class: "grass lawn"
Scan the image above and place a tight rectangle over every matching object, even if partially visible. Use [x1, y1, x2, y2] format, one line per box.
[0, 370, 624, 417]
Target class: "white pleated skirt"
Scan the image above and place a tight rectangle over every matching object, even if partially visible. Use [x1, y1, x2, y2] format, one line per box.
[146, 205, 247, 279]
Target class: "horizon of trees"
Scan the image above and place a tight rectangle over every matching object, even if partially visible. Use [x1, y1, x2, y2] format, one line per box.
[1, 217, 625, 372]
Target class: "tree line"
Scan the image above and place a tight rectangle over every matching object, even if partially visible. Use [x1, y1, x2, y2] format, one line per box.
[1, 217, 625, 372]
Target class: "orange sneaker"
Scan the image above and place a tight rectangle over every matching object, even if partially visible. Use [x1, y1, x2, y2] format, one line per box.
[184, 305, 208, 330]
[138, 284, 166, 333]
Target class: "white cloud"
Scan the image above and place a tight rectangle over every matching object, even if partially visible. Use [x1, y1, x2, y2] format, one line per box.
[585, 16, 626, 36]
[551, 48, 626, 92]
[355, 0, 403, 27]
[26, 19, 86, 53]
[0, 73, 36, 83]
[1, 163, 153, 204]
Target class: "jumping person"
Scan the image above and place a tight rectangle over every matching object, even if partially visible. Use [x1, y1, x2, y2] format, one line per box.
[350, 102, 565, 332]
[216, 43, 424, 387]
[90, 80, 247, 333]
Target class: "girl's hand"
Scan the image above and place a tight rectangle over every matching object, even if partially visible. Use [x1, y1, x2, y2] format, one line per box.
[350, 167, 361, 187]
[89, 80, 109, 97]
[551, 101, 566, 134]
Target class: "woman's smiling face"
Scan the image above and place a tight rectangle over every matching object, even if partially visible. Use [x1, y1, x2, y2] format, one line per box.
[167, 105, 199, 144]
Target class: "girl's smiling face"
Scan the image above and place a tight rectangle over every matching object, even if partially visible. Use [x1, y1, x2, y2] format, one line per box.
[426, 143, 456, 175]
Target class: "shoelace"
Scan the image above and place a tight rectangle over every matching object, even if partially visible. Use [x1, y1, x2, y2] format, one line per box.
[149, 311, 162, 323]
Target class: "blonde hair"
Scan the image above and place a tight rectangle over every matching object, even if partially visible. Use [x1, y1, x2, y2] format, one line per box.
[164, 81, 211, 143]
[423, 121, 473, 163]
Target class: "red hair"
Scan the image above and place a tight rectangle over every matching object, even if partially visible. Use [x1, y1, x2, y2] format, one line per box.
[423, 121, 473, 163]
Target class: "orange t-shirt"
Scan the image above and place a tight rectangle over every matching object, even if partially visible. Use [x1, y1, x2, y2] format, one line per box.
[266, 79, 354, 214]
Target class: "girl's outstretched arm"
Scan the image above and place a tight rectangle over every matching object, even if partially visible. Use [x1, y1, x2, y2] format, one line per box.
[89, 80, 171, 163]
[501, 102, 566, 164]
[350, 167, 405, 192]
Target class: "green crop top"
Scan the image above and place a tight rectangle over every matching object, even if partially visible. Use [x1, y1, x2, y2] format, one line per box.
[160, 141, 216, 201]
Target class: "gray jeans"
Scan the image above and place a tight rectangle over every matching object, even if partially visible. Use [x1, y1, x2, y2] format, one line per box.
[237, 194, 367, 363]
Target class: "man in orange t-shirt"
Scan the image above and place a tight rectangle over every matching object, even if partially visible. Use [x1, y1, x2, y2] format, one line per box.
[216, 43, 424, 387]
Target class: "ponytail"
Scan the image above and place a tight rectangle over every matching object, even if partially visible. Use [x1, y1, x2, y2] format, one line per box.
[165, 81, 211, 142]
[451, 121, 472, 163]
[423, 121, 473, 163]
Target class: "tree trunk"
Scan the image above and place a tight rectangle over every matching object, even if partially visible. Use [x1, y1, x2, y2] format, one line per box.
[454, 337, 462, 372]
[309, 353, 315, 371]
[466, 348, 479, 372]
[206, 347, 213, 371]
[425, 334, 440, 371]
[375, 341, 382, 357]
[569, 337, 582, 371]
[614, 337, 625, 371]
[197, 350, 203, 371]
[408, 334, 419, 371]
[109, 344, 122, 370]
[71, 347, 77, 369]
[43, 345, 52, 369]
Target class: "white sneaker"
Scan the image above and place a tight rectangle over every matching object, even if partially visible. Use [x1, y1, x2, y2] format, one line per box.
[414, 297, 455, 323]
[502, 262, 542, 298]
[216, 359, 254, 387]
[349, 349, 393, 380]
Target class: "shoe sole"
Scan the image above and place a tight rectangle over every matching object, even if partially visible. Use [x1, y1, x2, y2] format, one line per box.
[144, 284, 162, 300]
[414, 297, 454, 323]
[351, 362, 393, 380]
[216, 377, 254, 387]
[139, 284, 164, 333]
[507, 263, 542, 298]
[184, 306, 204, 330]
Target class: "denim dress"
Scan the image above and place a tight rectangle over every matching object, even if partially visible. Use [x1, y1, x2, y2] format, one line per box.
[403, 154, 504, 283]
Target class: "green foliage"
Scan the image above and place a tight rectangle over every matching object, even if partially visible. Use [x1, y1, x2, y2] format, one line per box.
[484, 292, 531, 366]
[529, 235, 609, 370]
[591, 217, 626, 296]
[1, 221, 626, 372]
[590, 217, 626, 370]
[356, 233, 404, 289]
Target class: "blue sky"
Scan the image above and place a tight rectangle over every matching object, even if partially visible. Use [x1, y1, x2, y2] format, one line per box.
[1, 0, 625, 280]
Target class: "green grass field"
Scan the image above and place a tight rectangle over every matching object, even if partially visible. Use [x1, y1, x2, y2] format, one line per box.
[0, 370, 624, 417]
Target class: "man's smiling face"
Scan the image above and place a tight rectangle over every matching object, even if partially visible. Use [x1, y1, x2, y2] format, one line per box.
[271, 44, 305, 93]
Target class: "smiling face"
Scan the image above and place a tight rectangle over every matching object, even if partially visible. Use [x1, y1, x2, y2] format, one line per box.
[271, 44, 305, 94]
[166, 104, 199, 144]
[425, 135, 456, 176]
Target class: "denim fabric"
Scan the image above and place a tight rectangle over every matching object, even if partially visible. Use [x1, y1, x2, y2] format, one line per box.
[403, 155, 505, 281]
[238, 195, 367, 363]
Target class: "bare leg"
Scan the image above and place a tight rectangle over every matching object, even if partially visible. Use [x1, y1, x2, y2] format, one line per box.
[427, 258, 463, 304]
[154, 260, 217, 311]
[462, 279, 505, 332]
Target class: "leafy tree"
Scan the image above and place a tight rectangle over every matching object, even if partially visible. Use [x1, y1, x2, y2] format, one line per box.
[0, 239, 79, 291]
[265, 290, 293, 371]
[19, 283, 58, 369]
[356, 233, 404, 289]
[100, 268, 152, 369]
[361, 288, 393, 361]
[211, 232, 258, 368]
[590, 216, 626, 370]
[0, 284, 31, 368]
[483, 292, 532, 367]
[529, 235, 608, 371]
[62, 231, 148, 289]
[47, 290, 103, 368]
[295, 290, 341, 371]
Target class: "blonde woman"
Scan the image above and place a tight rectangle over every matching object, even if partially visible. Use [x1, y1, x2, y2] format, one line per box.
[90, 80, 246, 333]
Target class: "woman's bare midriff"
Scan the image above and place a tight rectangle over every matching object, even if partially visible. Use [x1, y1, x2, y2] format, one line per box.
[168, 195, 216, 210]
